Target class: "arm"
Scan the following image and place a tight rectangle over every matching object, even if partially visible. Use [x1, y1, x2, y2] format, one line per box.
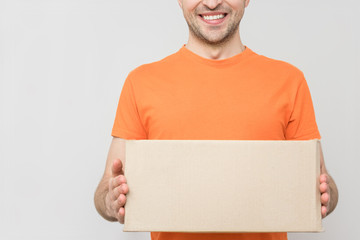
[94, 137, 129, 223]
[319, 142, 339, 218]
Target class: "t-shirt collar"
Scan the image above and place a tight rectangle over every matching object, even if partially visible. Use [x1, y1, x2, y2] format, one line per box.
[178, 44, 254, 68]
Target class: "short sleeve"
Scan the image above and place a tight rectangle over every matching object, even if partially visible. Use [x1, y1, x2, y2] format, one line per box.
[111, 72, 147, 139]
[285, 74, 321, 140]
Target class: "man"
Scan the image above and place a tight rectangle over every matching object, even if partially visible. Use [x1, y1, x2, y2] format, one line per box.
[94, 1, 339, 240]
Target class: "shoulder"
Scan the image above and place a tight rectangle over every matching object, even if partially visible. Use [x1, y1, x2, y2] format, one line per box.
[253, 51, 304, 77]
[246, 49, 307, 89]
[127, 50, 181, 81]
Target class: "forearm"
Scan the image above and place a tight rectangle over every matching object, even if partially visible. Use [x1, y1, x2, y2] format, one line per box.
[326, 173, 339, 216]
[94, 176, 118, 222]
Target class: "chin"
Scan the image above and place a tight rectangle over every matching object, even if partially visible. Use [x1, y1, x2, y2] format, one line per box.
[202, 34, 232, 45]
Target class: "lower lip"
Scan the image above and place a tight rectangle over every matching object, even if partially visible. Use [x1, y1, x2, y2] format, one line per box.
[198, 14, 227, 25]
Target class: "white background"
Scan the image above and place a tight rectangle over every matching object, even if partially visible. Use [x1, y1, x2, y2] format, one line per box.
[0, 0, 359, 239]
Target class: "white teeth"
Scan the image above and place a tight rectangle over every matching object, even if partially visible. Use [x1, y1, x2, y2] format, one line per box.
[202, 14, 225, 20]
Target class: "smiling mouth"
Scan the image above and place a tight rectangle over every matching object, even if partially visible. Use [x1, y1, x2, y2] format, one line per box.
[199, 13, 227, 20]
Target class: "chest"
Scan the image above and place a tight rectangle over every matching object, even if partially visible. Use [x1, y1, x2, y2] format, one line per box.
[138, 74, 292, 140]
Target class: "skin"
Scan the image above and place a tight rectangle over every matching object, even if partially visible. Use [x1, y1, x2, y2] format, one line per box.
[94, 138, 128, 223]
[177, 0, 250, 60]
[319, 143, 339, 217]
[94, 0, 338, 223]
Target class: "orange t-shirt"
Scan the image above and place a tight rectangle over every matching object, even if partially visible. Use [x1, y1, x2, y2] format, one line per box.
[112, 45, 321, 240]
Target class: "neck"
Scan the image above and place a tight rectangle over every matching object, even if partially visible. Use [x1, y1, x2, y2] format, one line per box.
[185, 30, 245, 60]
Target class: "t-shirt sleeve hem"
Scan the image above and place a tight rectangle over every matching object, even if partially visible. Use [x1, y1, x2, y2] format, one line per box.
[288, 128, 322, 140]
[111, 128, 147, 140]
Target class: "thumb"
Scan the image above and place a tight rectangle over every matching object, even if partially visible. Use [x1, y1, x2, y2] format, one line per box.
[111, 159, 124, 177]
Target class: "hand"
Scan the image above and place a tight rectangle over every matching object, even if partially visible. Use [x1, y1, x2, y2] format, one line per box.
[319, 173, 330, 218]
[105, 159, 129, 223]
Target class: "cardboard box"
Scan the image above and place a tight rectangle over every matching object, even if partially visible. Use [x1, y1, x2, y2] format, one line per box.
[123, 139, 322, 232]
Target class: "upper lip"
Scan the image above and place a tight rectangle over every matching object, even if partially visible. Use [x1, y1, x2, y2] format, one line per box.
[199, 12, 227, 17]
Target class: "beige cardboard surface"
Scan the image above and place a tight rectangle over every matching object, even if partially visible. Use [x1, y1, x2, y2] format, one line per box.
[124, 140, 322, 232]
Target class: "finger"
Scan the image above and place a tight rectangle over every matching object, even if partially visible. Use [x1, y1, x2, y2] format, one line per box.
[319, 182, 328, 193]
[321, 192, 330, 205]
[319, 174, 329, 184]
[121, 183, 129, 194]
[118, 207, 125, 224]
[110, 175, 127, 191]
[112, 185, 122, 200]
[108, 177, 126, 200]
[112, 159, 124, 177]
[111, 193, 125, 216]
[321, 206, 327, 218]
[113, 194, 127, 212]
[112, 183, 129, 200]
[118, 193, 127, 207]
